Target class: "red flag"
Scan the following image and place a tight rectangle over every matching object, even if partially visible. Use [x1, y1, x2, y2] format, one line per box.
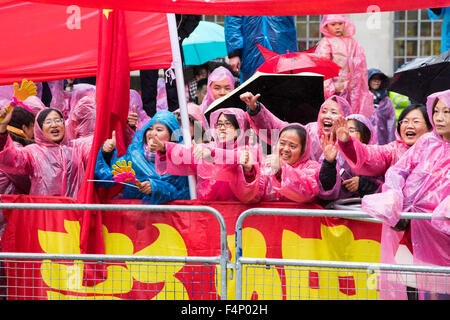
[76, 9, 131, 285]
[0, 2, 171, 85]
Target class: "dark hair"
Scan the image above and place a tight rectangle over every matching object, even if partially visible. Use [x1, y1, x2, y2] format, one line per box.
[396, 103, 432, 135]
[143, 121, 173, 144]
[37, 108, 64, 129]
[279, 124, 307, 156]
[348, 119, 372, 144]
[9, 106, 35, 129]
[197, 78, 207, 90]
[193, 64, 208, 77]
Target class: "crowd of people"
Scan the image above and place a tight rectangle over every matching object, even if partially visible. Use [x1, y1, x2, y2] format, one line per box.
[0, 13, 448, 300]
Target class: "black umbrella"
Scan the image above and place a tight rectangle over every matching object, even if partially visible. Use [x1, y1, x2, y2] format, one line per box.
[389, 50, 450, 104]
[204, 71, 325, 125]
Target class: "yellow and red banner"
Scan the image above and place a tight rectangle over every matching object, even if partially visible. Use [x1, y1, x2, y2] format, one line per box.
[0, 195, 382, 300]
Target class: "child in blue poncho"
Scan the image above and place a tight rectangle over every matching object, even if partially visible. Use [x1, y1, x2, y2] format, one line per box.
[94, 110, 190, 204]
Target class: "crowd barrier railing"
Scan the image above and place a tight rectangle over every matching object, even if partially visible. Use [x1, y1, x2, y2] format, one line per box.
[234, 207, 449, 300]
[0, 202, 229, 300]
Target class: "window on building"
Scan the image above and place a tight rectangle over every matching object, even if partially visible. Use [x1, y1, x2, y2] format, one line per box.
[393, 10, 442, 71]
[295, 15, 322, 51]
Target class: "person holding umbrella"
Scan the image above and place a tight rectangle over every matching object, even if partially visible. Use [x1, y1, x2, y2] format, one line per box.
[360, 89, 450, 300]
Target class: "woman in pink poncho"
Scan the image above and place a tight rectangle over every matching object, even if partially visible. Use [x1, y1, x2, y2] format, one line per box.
[361, 89, 450, 300]
[173, 102, 211, 144]
[200, 66, 235, 113]
[0, 107, 88, 198]
[241, 92, 352, 162]
[336, 103, 432, 178]
[240, 122, 321, 204]
[152, 107, 259, 203]
[315, 14, 373, 118]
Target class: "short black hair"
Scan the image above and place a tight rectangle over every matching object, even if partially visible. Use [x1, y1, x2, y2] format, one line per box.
[397, 103, 432, 135]
[348, 118, 372, 144]
[37, 108, 64, 129]
[9, 106, 35, 129]
[279, 124, 307, 156]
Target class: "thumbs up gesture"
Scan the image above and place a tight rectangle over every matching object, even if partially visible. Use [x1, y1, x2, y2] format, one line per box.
[127, 105, 138, 129]
[239, 146, 254, 173]
[192, 140, 212, 160]
[148, 134, 165, 153]
[102, 130, 117, 153]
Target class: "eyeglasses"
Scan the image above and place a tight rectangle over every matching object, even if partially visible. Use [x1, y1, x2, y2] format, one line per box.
[215, 121, 234, 129]
[399, 119, 425, 127]
[348, 127, 359, 133]
[43, 118, 64, 126]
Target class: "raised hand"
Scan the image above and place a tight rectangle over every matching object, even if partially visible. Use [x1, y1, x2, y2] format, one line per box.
[228, 56, 241, 73]
[127, 105, 138, 129]
[148, 135, 165, 153]
[239, 146, 254, 173]
[240, 92, 261, 112]
[192, 140, 211, 160]
[0, 105, 13, 133]
[320, 133, 338, 162]
[335, 116, 350, 143]
[265, 153, 280, 172]
[102, 130, 116, 153]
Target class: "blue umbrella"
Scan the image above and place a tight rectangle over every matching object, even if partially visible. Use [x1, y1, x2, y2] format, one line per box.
[182, 21, 227, 66]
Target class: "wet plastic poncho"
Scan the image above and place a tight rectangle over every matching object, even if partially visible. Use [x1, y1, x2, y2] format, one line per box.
[337, 131, 410, 178]
[129, 89, 151, 129]
[318, 113, 382, 201]
[0, 109, 87, 197]
[250, 122, 321, 203]
[66, 95, 96, 141]
[156, 108, 259, 202]
[245, 95, 351, 162]
[200, 66, 235, 113]
[368, 68, 396, 145]
[224, 16, 298, 82]
[361, 89, 450, 299]
[315, 15, 373, 118]
[94, 110, 190, 204]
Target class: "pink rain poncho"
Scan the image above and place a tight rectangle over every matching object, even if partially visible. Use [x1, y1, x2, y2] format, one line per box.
[200, 66, 235, 113]
[337, 131, 410, 178]
[246, 95, 352, 162]
[0, 109, 88, 198]
[129, 89, 151, 129]
[318, 113, 382, 201]
[362, 89, 450, 299]
[315, 15, 374, 118]
[248, 123, 321, 203]
[66, 95, 96, 141]
[156, 108, 259, 202]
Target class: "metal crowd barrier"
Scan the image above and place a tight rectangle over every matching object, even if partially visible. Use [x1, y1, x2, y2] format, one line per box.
[234, 207, 450, 300]
[0, 203, 229, 300]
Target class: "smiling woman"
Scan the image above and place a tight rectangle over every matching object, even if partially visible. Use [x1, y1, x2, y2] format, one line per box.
[0, 106, 88, 197]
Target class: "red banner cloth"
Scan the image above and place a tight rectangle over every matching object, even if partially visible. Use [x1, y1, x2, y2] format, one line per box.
[0, 2, 172, 85]
[0, 195, 382, 300]
[1, 0, 447, 16]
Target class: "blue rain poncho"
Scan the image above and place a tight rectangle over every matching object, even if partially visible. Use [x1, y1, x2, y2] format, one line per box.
[224, 16, 298, 82]
[94, 110, 190, 204]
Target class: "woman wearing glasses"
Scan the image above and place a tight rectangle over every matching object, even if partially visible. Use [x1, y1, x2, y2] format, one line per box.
[0, 107, 88, 197]
[361, 89, 450, 300]
[151, 108, 260, 203]
[335, 103, 432, 179]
